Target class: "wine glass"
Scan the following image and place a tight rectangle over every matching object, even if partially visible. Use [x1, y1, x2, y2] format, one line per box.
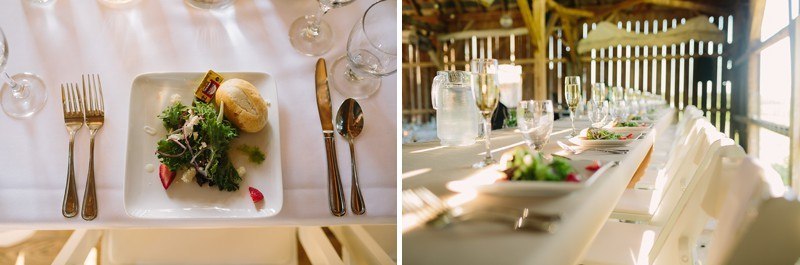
[517, 100, 554, 152]
[470, 58, 500, 168]
[609, 86, 624, 104]
[289, 0, 357, 56]
[330, 0, 396, 99]
[610, 101, 629, 123]
[564, 76, 582, 137]
[0, 27, 47, 119]
[587, 100, 609, 128]
[591, 83, 607, 104]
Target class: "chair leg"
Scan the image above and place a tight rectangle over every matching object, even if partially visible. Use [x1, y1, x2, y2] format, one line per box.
[52, 229, 103, 265]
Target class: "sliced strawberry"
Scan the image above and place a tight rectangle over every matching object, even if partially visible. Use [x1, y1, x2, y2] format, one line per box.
[566, 173, 580, 182]
[626, 133, 634, 139]
[585, 161, 601, 171]
[249, 186, 264, 203]
[159, 164, 176, 190]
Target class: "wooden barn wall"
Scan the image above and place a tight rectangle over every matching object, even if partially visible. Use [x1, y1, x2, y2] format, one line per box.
[402, 15, 744, 142]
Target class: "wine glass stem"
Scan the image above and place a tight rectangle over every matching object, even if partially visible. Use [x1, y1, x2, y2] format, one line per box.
[1, 71, 26, 99]
[569, 107, 576, 135]
[310, 3, 331, 36]
[483, 114, 493, 161]
[345, 66, 365, 82]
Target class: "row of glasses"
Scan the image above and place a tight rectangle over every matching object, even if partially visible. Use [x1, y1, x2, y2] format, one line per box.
[292, 0, 397, 100]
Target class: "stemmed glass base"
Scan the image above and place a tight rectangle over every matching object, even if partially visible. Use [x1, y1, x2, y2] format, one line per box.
[330, 55, 381, 99]
[289, 15, 333, 57]
[472, 156, 497, 169]
[1, 72, 47, 119]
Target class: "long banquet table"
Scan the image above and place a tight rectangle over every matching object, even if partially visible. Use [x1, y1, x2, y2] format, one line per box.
[0, 0, 396, 228]
[402, 108, 675, 264]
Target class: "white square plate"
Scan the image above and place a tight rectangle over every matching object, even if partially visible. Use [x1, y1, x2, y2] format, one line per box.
[124, 72, 283, 219]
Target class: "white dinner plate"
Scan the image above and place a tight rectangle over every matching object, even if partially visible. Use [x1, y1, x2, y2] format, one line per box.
[124, 72, 283, 219]
[476, 160, 616, 197]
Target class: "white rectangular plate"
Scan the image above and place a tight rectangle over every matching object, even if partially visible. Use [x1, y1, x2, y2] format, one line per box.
[476, 160, 615, 197]
[124, 72, 283, 219]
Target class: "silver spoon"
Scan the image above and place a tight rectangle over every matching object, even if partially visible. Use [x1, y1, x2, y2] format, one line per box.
[336, 98, 366, 215]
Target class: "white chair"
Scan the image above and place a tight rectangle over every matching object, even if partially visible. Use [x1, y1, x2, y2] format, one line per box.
[583, 145, 800, 265]
[695, 158, 794, 265]
[0, 230, 36, 247]
[612, 119, 721, 223]
[53, 226, 397, 265]
[329, 225, 397, 265]
[636, 107, 705, 188]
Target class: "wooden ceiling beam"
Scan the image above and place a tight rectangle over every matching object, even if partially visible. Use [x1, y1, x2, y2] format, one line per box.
[640, 0, 726, 16]
[546, 0, 595, 18]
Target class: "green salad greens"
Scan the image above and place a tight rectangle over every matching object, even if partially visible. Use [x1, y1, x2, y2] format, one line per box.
[501, 148, 576, 182]
[238, 144, 265, 164]
[586, 128, 622, 140]
[156, 101, 242, 191]
[630, 116, 643, 121]
[615, 121, 641, 127]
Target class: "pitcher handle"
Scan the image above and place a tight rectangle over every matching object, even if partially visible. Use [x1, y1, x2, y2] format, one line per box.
[431, 74, 443, 110]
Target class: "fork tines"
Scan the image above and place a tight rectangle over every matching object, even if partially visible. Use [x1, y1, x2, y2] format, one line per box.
[61, 83, 83, 117]
[82, 74, 105, 117]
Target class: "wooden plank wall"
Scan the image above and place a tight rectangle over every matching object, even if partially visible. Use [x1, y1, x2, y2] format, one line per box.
[402, 15, 741, 140]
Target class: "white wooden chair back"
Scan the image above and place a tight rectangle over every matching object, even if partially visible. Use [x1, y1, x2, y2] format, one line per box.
[329, 225, 397, 265]
[647, 137, 745, 264]
[650, 126, 726, 226]
[674, 105, 703, 138]
[656, 118, 715, 194]
[704, 158, 791, 265]
[661, 116, 707, 179]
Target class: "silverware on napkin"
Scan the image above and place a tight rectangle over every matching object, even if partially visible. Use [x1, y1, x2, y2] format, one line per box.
[315, 58, 346, 217]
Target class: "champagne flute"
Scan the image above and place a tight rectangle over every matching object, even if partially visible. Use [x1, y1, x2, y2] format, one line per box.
[289, 0, 358, 56]
[564, 76, 582, 137]
[0, 27, 47, 118]
[517, 100, 554, 152]
[470, 58, 500, 168]
[591, 83, 607, 104]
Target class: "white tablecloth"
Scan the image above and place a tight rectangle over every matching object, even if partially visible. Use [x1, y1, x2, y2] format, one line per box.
[0, 0, 396, 228]
[402, 109, 675, 264]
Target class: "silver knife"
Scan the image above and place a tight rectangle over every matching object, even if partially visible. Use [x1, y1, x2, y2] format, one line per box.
[315, 58, 346, 217]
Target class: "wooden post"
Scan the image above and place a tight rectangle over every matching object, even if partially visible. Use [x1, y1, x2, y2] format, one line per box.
[745, 0, 765, 157]
[533, 0, 547, 100]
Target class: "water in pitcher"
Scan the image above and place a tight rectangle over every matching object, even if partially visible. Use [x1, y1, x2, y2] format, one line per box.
[432, 71, 480, 146]
[437, 84, 479, 146]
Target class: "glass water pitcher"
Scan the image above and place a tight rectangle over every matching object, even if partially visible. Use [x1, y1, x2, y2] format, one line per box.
[431, 71, 480, 146]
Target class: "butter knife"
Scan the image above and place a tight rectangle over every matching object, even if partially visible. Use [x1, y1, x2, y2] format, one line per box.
[315, 58, 346, 217]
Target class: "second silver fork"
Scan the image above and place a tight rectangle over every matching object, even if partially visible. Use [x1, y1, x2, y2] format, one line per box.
[81, 74, 105, 221]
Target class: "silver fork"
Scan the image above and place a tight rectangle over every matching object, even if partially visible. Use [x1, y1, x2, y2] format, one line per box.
[81, 74, 104, 221]
[402, 188, 560, 233]
[60, 83, 83, 218]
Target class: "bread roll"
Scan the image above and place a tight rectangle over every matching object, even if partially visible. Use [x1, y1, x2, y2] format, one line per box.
[214, 79, 268, 133]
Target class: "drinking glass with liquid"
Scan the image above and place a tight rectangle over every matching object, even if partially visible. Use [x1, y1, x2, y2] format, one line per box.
[431, 71, 479, 146]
